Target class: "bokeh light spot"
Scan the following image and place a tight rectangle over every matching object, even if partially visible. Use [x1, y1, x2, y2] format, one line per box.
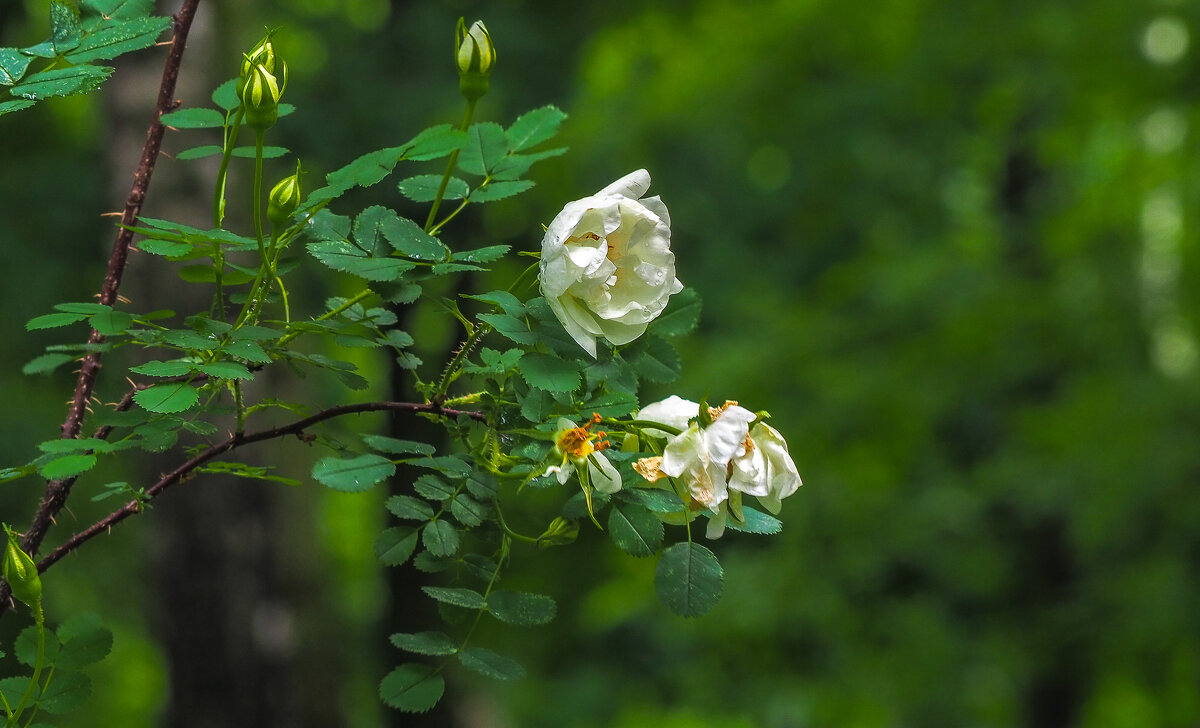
[1141, 107, 1186, 153]
[1142, 16, 1189, 65]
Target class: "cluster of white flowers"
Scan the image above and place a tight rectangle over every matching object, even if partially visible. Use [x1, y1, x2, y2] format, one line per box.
[538, 172, 802, 538]
[634, 396, 801, 538]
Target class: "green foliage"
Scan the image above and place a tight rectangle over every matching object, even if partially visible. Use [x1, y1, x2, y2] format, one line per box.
[132, 383, 199, 414]
[3, 614, 113, 721]
[0, 1, 167, 116]
[398, 174, 468, 203]
[505, 106, 567, 153]
[390, 631, 459, 656]
[457, 647, 525, 681]
[422, 586, 487, 610]
[608, 501, 665, 557]
[0, 9, 813, 723]
[311, 454, 396, 492]
[54, 614, 114, 670]
[421, 520, 460, 558]
[654, 543, 724, 618]
[487, 591, 557, 627]
[386, 495, 435, 521]
[374, 527, 419, 567]
[378, 664, 444, 713]
[724, 507, 782, 535]
[37, 453, 96, 479]
[517, 352, 580, 392]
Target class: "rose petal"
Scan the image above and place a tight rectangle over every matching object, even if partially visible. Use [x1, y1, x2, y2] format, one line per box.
[598, 169, 651, 199]
[703, 405, 756, 465]
[638, 396, 699, 431]
[589, 452, 622, 494]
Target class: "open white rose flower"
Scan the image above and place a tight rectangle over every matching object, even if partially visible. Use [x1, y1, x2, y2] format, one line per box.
[635, 397, 803, 538]
[539, 169, 683, 357]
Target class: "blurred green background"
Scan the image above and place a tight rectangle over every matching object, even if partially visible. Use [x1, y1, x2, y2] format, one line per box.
[3, 0, 1200, 726]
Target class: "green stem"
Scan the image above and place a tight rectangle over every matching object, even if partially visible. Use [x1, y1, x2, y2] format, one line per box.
[495, 505, 539, 545]
[275, 289, 373, 347]
[427, 198, 470, 237]
[8, 601, 44, 727]
[275, 275, 290, 323]
[213, 108, 245, 228]
[507, 259, 541, 294]
[231, 132, 270, 329]
[423, 98, 477, 233]
[211, 108, 245, 321]
[428, 259, 540, 407]
[442, 391, 484, 407]
[233, 380, 246, 435]
[430, 320, 491, 405]
[252, 131, 266, 261]
[608, 419, 684, 437]
[211, 248, 227, 322]
[458, 542, 507, 648]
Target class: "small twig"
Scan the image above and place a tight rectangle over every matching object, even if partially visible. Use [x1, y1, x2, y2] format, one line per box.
[23, 0, 202, 559]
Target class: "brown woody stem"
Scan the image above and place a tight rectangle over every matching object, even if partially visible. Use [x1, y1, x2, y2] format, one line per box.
[21, 0, 203, 560]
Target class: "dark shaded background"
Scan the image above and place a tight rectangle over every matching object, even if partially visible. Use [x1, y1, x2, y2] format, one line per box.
[2, 0, 1199, 726]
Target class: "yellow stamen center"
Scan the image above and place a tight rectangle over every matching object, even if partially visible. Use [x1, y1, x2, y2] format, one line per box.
[555, 413, 610, 462]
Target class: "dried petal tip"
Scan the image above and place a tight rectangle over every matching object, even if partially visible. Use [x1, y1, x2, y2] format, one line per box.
[634, 456, 666, 482]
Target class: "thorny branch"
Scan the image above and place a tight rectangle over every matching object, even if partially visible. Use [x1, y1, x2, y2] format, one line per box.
[22, 0, 202, 559]
[2, 400, 484, 614]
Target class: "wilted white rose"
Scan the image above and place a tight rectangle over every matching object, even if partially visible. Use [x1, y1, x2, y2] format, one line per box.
[728, 422, 802, 514]
[657, 403, 756, 533]
[539, 170, 683, 357]
[635, 397, 802, 538]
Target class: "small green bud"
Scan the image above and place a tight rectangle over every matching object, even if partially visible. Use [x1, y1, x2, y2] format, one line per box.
[3, 526, 41, 609]
[535, 517, 579, 549]
[455, 18, 495, 101]
[236, 32, 280, 101]
[268, 161, 303, 228]
[242, 60, 287, 132]
[237, 31, 282, 99]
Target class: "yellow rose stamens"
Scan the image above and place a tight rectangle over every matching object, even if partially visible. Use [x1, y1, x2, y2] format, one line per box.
[554, 413, 610, 462]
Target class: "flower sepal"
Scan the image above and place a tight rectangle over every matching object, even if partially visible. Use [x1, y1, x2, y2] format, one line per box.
[535, 517, 580, 549]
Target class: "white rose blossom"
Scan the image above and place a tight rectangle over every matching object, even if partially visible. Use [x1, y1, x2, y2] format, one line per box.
[539, 170, 683, 357]
[634, 397, 802, 539]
